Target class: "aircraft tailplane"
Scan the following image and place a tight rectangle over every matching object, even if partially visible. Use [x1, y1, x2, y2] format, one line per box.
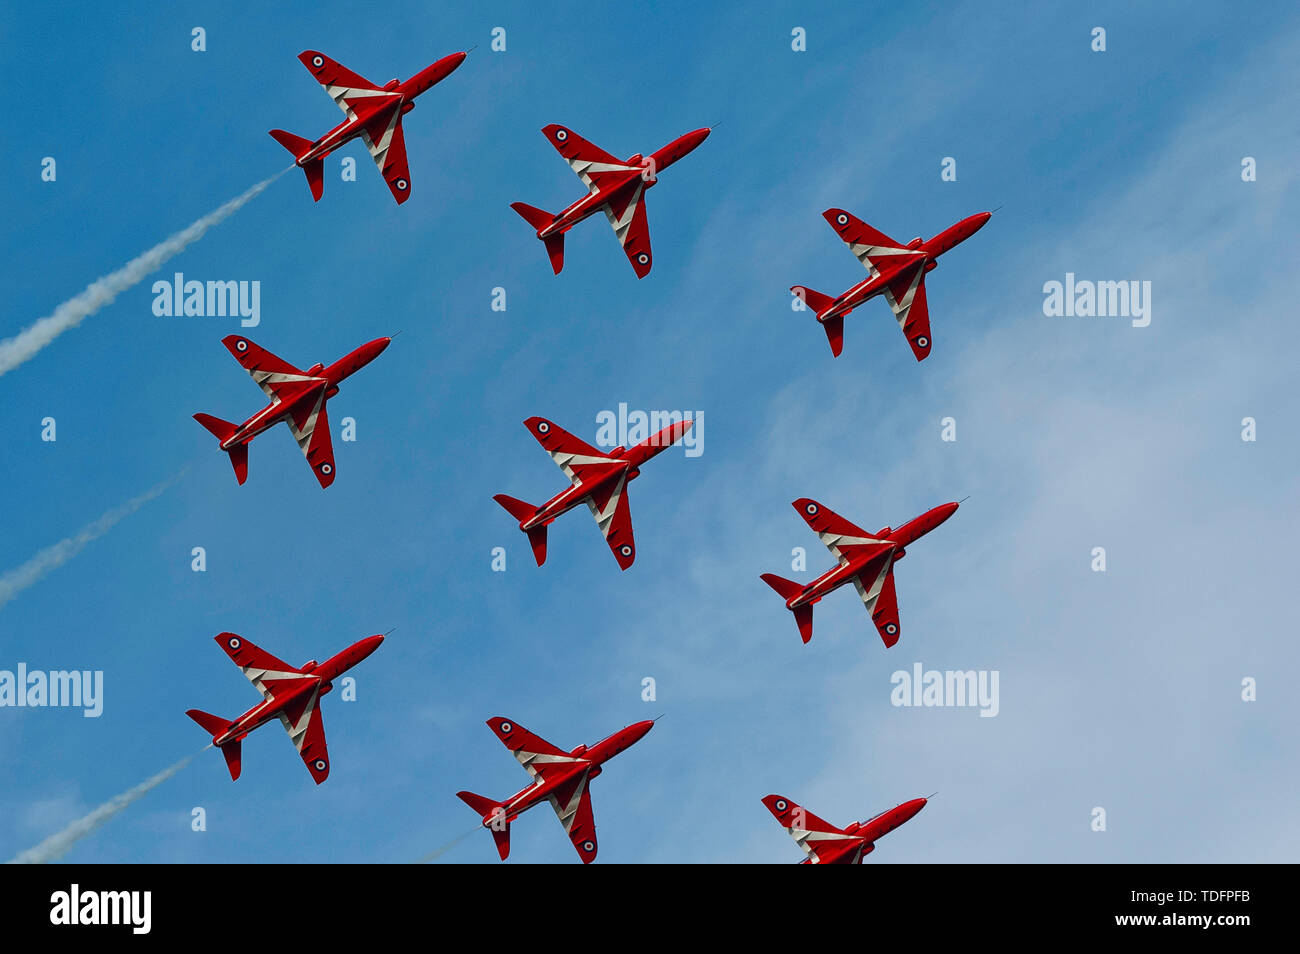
[457, 791, 511, 860]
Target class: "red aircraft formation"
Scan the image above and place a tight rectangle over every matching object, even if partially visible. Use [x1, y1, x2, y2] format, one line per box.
[194, 334, 389, 488]
[187, 632, 384, 784]
[512, 124, 711, 277]
[793, 209, 992, 359]
[494, 416, 692, 570]
[270, 49, 468, 203]
[761, 498, 959, 647]
[763, 794, 928, 863]
[168, 48, 986, 864]
[457, 717, 654, 864]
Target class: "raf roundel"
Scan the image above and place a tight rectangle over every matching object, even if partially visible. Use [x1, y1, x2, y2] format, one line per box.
[536, 421, 550, 434]
[396, 179, 408, 191]
[555, 129, 568, 142]
[499, 721, 513, 734]
[235, 339, 248, 352]
[582, 840, 595, 852]
[320, 463, 333, 475]
[619, 544, 633, 557]
[805, 503, 819, 516]
[314, 759, 327, 771]
[916, 336, 929, 348]
[885, 623, 898, 635]
[836, 213, 849, 226]
[636, 253, 649, 265]
[228, 637, 241, 650]
[311, 55, 324, 68]
[775, 798, 788, 812]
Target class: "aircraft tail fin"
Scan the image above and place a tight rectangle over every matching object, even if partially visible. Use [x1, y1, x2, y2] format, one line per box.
[186, 709, 243, 780]
[269, 131, 324, 201]
[193, 413, 237, 443]
[760, 574, 814, 643]
[219, 739, 242, 780]
[511, 202, 565, 274]
[269, 128, 315, 159]
[493, 495, 548, 565]
[227, 443, 249, 484]
[457, 791, 511, 860]
[300, 158, 324, 202]
[196, 415, 249, 483]
[821, 315, 845, 357]
[792, 285, 835, 315]
[510, 201, 555, 231]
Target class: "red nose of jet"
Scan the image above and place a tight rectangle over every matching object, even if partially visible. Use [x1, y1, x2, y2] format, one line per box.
[355, 634, 385, 660]
[685, 127, 712, 152]
[625, 720, 655, 745]
[969, 211, 993, 235]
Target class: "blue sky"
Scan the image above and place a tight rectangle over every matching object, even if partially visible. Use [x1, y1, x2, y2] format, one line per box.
[1, 1, 1297, 863]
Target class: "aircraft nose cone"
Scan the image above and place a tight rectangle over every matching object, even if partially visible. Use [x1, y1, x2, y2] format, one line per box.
[629, 720, 655, 743]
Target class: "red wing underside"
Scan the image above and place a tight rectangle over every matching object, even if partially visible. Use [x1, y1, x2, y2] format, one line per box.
[763, 795, 862, 864]
[280, 689, 331, 784]
[792, 498, 892, 563]
[884, 267, 933, 361]
[523, 417, 619, 486]
[287, 395, 336, 488]
[587, 475, 635, 570]
[541, 124, 640, 194]
[298, 50, 395, 120]
[822, 208, 922, 278]
[604, 185, 652, 278]
[213, 632, 310, 699]
[549, 772, 598, 864]
[857, 561, 901, 648]
[485, 717, 587, 782]
[361, 110, 412, 204]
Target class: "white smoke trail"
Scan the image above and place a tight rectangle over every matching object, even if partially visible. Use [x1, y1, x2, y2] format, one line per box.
[6, 752, 199, 864]
[0, 471, 184, 612]
[0, 170, 288, 377]
[416, 825, 482, 863]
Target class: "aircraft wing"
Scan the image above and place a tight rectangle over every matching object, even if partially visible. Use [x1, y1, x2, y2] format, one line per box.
[603, 183, 652, 278]
[486, 717, 588, 782]
[298, 50, 396, 121]
[522, 417, 619, 486]
[541, 124, 640, 194]
[762, 795, 863, 864]
[883, 266, 933, 361]
[547, 769, 599, 864]
[852, 554, 901, 648]
[278, 685, 331, 784]
[286, 390, 337, 488]
[213, 633, 313, 701]
[360, 111, 412, 205]
[585, 472, 635, 570]
[822, 208, 923, 278]
[792, 498, 892, 564]
[221, 335, 320, 402]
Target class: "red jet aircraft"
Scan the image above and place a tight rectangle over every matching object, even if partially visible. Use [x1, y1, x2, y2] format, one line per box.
[194, 334, 390, 488]
[494, 416, 692, 570]
[269, 49, 468, 204]
[511, 124, 711, 277]
[457, 716, 654, 864]
[186, 632, 384, 784]
[792, 209, 993, 360]
[761, 498, 959, 647]
[762, 793, 928, 863]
